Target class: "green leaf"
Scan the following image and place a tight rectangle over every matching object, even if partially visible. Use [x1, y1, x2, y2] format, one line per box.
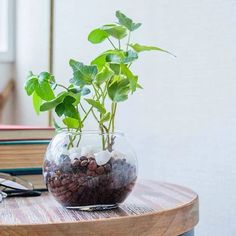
[116, 11, 142, 31]
[121, 64, 138, 93]
[69, 60, 98, 86]
[108, 79, 130, 102]
[32, 92, 42, 115]
[35, 80, 55, 101]
[55, 103, 65, 117]
[88, 28, 109, 44]
[137, 83, 143, 89]
[69, 59, 83, 71]
[85, 99, 106, 114]
[109, 64, 120, 75]
[38, 72, 55, 83]
[102, 24, 127, 39]
[96, 65, 114, 85]
[91, 53, 108, 70]
[64, 105, 78, 119]
[69, 86, 90, 96]
[123, 50, 138, 64]
[40, 92, 67, 111]
[24, 76, 38, 96]
[91, 50, 124, 70]
[106, 51, 125, 64]
[63, 117, 81, 129]
[108, 74, 121, 87]
[63, 96, 78, 119]
[100, 112, 111, 124]
[129, 43, 176, 57]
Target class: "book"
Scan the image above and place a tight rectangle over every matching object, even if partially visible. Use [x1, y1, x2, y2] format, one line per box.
[0, 167, 42, 175]
[0, 124, 55, 141]
[0, 140, 50, 170]
[19, 174, 47, 191]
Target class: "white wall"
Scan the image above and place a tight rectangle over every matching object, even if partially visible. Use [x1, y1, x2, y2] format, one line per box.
[53, 1, 236, 235]
[14, 0, 236, 235]
[14, 0, 49, 126]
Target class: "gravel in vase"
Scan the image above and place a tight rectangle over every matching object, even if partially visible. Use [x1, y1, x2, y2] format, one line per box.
[44, 150, 137, 208]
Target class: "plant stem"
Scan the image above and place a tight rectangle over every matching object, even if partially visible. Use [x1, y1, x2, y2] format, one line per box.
[126, 31, 131, 51]
[81, 93, 101, 123]
[108, 102, 117, 132]
[76, 129, 82, 147]
[79, 102, 86, 114]
[107, 37, 117, 50]
[92, 83, 100, 99]
[81, 106, 93, 123]
[91, 109, 100, 124]
[112, 102, 117, 132]
[56, 83, 69, 91]
[118, 39, 121, 50]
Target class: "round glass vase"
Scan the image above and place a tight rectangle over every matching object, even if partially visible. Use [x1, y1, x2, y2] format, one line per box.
[43, 130, 137, 211]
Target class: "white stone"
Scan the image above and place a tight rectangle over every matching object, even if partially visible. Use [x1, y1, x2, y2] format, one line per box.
[81, 145, 100, 156]
[94, 150, 112, 166]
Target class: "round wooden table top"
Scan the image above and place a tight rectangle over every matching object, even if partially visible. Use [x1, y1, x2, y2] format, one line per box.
[0, 180, 199, 236]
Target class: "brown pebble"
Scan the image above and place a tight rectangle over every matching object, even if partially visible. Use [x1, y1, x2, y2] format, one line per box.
[79, 172, 86, 177]
[72, 159, 81, 167]
[87, 170, 96, 176]
[61, 178, 71, 186]
[80, 156, 87, 161]
[96, 166, 105, 175]
[81, 160, 88, 166]
[54, 179, 61, 187]
[88, 160, 97, 171]
[65, 191, 72, 198]
[68, 182, 77, 191]
[104, 163, 112, 172]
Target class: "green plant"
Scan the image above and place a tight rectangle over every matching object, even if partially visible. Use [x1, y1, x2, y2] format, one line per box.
[24, 10, 173, 150]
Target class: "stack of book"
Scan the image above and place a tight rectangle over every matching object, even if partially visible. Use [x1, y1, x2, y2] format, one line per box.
[0, 125, 55, 191]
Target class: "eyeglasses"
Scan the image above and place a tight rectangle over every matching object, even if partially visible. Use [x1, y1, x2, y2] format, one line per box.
[0, 173, 41, 202]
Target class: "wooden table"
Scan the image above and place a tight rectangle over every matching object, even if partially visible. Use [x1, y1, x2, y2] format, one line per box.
[0, 180, 199, 236]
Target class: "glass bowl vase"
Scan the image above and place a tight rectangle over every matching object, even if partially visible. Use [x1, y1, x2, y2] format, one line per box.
[43, 130, 137, 211]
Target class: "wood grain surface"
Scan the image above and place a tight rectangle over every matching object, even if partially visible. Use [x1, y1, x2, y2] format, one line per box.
[0, 180, 199, 236]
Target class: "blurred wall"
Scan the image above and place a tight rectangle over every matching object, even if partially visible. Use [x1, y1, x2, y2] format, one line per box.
[15, 1, 236, 235]
[14, 0, 49, 126]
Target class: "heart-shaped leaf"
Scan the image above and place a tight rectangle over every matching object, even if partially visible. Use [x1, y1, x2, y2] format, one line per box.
[63, 117, 82, 129]
[69, 59, 98, 86]
[24, 76, 38, 96]
[96, 65, 114, 85]
[116, 11, 142, 31]
[121, 64, 138, 93]
[38, 72, 55, 83]
[63, 96, 78, 119]
[35, 80, 55, 101]
[88, 28, 109, 44]
[40, 92, 68, 111]
[123, 50, 138, 64]
[32, 92, 42, 115]
[108, 78, 130, 102]
[102, 24, 127, 39]
[55, 103, 65, 117]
